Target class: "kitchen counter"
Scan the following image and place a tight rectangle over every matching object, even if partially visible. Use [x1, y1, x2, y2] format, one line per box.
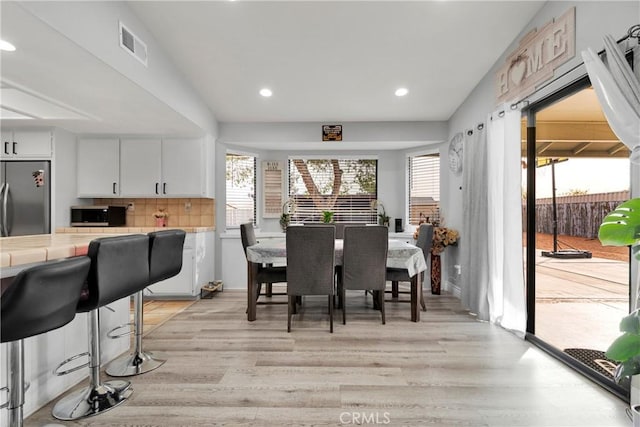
[0, 233, 118, 270]
[1, 226, 214, 270]
[56, 226, 214, 234]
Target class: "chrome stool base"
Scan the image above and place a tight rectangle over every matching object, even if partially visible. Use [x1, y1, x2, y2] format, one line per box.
[51, 380, 132, 421]
[106, 350, 167, 377]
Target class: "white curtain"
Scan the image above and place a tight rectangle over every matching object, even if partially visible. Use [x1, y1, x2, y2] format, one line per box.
[582, 35, 640, 164]
[460, 129, 490, 318]
[486, 108, 527, 337]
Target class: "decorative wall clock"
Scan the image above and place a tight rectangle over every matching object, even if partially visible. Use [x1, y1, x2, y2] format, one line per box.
[448, 133, 463, 175]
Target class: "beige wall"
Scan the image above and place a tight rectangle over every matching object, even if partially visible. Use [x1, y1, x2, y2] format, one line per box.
[95, 198, 215, 228]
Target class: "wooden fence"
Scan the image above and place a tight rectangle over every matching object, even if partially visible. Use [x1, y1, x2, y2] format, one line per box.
[533, 191, 629, 238]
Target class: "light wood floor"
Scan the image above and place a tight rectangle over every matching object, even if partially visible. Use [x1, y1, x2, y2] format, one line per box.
[26, 288, 628, 426]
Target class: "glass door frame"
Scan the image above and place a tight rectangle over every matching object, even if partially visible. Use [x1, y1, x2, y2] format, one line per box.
[522, 75, 631, 402]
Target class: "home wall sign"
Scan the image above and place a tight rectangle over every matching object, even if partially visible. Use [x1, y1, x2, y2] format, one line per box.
[262, 160, 284, 218]
[322, 124, 342, 141]
[496, 7, 575, 103]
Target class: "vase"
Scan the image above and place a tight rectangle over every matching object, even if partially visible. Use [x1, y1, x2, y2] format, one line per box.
[430, 254, 441, 295]
[155, 217, 167, 227]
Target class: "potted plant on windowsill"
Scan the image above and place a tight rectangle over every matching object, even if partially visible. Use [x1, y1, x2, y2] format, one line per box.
[600, 198, 640, 415]
[321, 210, 334, 223]
[371, 200, 390, 227]
[280, 198, 297, 232]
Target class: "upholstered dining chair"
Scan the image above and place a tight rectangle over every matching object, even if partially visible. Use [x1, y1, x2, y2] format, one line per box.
[240, 222, 287, 306]
[386, 223, 433, 311]
[286, 225, 336, 333]
[341, 225, 388, 325]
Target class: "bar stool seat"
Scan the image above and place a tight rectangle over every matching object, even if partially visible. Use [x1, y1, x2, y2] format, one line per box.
[1, 257, 91, 427]
[106, 229, 186, 377]
[52, 234, 149, 421]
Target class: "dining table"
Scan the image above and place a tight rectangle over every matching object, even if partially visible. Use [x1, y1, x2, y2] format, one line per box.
[245, 238, 427, 322]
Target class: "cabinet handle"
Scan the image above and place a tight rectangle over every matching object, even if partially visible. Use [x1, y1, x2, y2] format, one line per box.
[112, 182, 117, 194]
[3, 142, 8, 155]
[155, 183, 159, 195]
[12, 142, 17, 155]
[163, 183, 167, 194]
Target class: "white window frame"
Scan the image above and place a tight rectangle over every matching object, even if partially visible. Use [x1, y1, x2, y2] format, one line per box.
[406, 148, 441, 227]
[287, 155, 379, 223]
[225, 149, 257, 228]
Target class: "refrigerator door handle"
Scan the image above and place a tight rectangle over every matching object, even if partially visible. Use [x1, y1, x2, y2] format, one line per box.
[1, 183, 8, 237]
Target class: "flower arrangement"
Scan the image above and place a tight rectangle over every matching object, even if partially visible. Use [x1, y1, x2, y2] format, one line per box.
[371, 200, 390, 226]
[153, 208, 169, 227]
[414, 224, 459, 255]
[431, 226, 459, 255]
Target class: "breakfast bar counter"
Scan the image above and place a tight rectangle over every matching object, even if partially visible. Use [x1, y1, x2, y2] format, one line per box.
[1, 226, 214, 277]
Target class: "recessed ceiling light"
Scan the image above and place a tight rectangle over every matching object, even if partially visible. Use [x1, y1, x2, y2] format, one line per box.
[395, 88, 409, 97]
[259, 88, 272, 98]
[0, 39, 16, 52]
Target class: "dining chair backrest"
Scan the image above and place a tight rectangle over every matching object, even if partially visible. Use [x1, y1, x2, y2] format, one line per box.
[334, 222, 366, 239]
[240, 222, 257, 256]
[286, 225, 335, 296]
[342, 226, 388, 291]
[416, 223, 434, 260]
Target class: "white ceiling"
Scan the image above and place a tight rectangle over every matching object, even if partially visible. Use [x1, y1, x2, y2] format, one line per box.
[0, 1, 547, 138]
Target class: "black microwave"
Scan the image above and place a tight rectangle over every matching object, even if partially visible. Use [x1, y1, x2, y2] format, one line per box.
[70, 205, 126, 227]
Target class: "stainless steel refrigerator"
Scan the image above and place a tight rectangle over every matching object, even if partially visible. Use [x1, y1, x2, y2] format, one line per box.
[0, 160, 51, 237]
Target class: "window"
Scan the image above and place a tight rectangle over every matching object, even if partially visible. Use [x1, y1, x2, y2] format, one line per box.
[408, 153, 440, 225]
[288, 158, 377, 223]
[226, 153, 256, 227]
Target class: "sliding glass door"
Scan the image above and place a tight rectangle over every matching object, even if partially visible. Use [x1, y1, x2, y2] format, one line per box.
[524, 80, 632, 399]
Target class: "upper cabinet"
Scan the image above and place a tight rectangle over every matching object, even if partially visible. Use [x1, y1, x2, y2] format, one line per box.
[77, 137, 208, 198]
[1, 130, 52, 159]
[77, 138, 120, 197]
[120, 138, 162, 197]
[161, 139, 204, 196]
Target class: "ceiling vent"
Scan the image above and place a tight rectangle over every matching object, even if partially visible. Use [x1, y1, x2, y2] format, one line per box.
[119, 21, 147, 67]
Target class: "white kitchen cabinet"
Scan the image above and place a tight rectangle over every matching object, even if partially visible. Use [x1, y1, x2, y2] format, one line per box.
[120, 138, 204, 197]
[145, 231, 214, 298]
[77, 138, 121, 197]
[161, 139, 204, 196]
[1, 130, 52, 159]
[120, 138, 162, 197]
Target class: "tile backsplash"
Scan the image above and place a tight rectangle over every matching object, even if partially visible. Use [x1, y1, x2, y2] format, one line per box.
[94, 198, 215, 228]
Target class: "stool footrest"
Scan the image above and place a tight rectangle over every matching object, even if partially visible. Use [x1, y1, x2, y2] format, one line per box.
[106, 350, 167, 377]
[53, 352, 89, 376]
[107, 322, 134, 339]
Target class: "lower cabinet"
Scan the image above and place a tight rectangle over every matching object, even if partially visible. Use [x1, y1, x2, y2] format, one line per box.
[144, 231, 214, 298]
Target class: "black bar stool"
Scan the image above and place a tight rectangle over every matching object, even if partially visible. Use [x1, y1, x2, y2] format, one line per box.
[0, 257, 91, 427]
[106, 229, 185, 377]
[52, 234, 149, 421]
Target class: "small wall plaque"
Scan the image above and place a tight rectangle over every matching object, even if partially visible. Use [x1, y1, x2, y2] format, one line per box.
[322, 125, 342, 141]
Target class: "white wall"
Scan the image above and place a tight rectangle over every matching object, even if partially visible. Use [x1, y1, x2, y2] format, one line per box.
[18, 1, 218, 137]
[444, 1, 640, 294]
[220, 121, 448, 146]
[52, 128, 88, 227]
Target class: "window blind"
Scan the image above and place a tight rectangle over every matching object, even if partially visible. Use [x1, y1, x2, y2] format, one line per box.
[408, 154, 440, 225]
[226, 154, 256, 226]
[288, 159, 378, 223]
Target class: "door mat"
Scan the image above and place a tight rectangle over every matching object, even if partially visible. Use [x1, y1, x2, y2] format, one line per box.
[563, 348, 618, 379]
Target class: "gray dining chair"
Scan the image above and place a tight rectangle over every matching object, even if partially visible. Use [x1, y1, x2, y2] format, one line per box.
[240, 223, 287, 310]
[341, 225, 388, 325]
[386, 223, 433, 311]
[286, 225, 336, 333]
